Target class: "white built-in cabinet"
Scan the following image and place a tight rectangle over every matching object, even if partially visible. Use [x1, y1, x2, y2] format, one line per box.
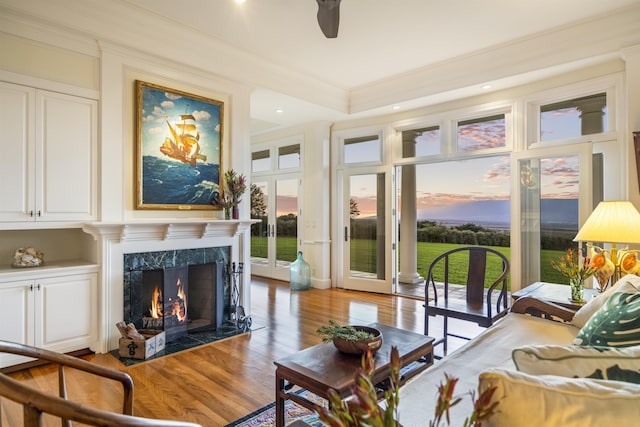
[0, 81, 97, 223]
[0, 266, 98, 368]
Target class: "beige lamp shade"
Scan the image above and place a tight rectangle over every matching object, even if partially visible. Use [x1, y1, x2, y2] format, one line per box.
[574, 201, 640, 244]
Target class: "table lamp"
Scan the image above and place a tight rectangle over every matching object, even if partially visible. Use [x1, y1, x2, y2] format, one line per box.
[574, 200, 640, 288]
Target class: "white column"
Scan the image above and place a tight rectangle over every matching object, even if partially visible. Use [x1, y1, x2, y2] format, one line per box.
[398, 136, 422, 285]
[575, 96, 606, 135]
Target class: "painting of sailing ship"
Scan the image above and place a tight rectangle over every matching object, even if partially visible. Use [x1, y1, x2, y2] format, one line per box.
[136, 81, 223, 209]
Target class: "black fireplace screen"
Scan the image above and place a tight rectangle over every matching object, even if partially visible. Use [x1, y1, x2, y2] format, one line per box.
[135, 261, 225, 342]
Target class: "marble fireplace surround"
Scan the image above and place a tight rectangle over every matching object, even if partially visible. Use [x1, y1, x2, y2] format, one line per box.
[83, 220, 254, 353]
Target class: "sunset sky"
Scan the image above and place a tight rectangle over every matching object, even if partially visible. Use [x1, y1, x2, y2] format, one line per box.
[261, 105, 591, 219]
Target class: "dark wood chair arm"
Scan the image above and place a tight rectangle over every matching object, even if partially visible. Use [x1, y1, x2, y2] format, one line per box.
[510, 297, 576, 322]
[0, 340, 135, 415]
[0, 340, 201, 427]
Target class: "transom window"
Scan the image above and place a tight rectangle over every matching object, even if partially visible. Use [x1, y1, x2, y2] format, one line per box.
[344, 135, 381, 164]
[278, 144, 300, 169]
[540, 92, 607, 142]
[457, 114, 506, 151]
[401, 126, 440, 158]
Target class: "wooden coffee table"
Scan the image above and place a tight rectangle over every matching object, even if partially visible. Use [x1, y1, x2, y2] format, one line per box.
[273, 323, 434, 427]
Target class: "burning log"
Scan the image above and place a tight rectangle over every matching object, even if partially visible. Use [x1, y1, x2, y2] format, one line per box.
[142, 316, 164, 329]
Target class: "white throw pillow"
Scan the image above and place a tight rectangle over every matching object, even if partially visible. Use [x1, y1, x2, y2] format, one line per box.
[512, 344, 640, 383]
[571, 274, 640, 328]
[478, 368, 640, 427]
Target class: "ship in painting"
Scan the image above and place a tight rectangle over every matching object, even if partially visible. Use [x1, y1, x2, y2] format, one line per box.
[160, 114, 207, 167]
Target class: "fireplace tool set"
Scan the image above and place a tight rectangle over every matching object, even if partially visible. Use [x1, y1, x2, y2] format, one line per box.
[228, 262, 251, 330]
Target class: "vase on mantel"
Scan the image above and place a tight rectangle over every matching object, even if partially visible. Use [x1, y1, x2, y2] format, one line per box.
[224, 207, 231, 220]
[232, 205, 239, 220]
[570, 277, 584, 303]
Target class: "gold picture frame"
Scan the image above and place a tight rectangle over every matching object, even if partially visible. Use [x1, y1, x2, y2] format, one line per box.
[135, 80, 223, 210]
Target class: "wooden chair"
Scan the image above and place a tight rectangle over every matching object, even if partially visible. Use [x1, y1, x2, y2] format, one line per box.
[424, 246, 510, 356]
[0, 340, 200, 427]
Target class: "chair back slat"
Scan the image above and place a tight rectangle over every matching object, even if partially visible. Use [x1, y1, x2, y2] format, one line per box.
[466, 249, 488, 305]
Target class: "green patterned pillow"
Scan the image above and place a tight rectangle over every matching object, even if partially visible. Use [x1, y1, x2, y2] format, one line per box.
[574, 292, 640, 347]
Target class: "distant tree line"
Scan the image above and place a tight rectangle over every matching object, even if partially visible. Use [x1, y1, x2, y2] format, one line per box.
[351, 219, 574, 250]
[416, 221, 510, 247]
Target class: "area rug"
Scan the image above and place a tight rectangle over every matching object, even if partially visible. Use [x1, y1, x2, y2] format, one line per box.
[225, 390, 325, 427]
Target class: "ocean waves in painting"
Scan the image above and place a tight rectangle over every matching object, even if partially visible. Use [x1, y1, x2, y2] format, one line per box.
[141, 155, 219, 206]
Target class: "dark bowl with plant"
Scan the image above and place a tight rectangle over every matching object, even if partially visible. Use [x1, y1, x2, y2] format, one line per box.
[317, 320, 383, 355]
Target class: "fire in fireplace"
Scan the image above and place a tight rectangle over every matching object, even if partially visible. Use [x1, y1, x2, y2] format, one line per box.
[142, 266, 189, 341]
[137, 261, 225, 342]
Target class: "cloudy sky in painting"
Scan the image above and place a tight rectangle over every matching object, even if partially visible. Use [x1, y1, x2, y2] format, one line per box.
[139, 84, 221, 162]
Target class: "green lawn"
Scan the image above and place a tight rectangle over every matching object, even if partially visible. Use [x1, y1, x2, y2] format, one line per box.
[252, 237, 568, 288]
[251, 236, 298, 262]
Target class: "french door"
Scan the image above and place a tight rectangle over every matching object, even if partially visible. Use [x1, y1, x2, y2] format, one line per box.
[250, 175, 300, 281]
[341, 169, 392, 293]
[514, 144, 593, 288]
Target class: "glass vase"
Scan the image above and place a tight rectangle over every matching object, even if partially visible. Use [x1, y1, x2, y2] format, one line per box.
[224, 207, 231, 220]
[290, 251, 311, 291]
[570, 277, 584, 302]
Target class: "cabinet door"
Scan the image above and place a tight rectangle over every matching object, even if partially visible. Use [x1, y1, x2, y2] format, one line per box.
[37, 273, 97, 353]
[0, 280, 35, 367]
[37, 91, 97, 221]
[0, 82, 36, 221]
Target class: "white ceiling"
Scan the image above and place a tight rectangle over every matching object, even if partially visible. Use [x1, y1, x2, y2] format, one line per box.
[120, 0, 640, 133]
[3, 0, 640, 133]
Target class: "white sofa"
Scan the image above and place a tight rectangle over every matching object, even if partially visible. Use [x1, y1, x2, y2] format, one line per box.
[397, 275, 640, 427]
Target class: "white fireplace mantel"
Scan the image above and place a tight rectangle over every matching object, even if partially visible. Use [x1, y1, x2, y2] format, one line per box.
[83, 219, 256, 353]
[83, 219, 256, 242]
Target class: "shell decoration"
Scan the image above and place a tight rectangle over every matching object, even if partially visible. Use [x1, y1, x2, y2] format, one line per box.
[620, 251, 640, 275]
[591, 249, 615, 291]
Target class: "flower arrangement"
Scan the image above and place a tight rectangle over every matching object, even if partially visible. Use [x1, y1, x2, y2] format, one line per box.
[211, 191, 235, 210]
[224, 169, 247, 202]
[211, 169, 247, 218]
[550, 248, 598, 282]
[551, 248, 600, 301]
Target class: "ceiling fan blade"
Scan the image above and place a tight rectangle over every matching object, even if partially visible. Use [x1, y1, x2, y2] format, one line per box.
[316, 0, 341, 38]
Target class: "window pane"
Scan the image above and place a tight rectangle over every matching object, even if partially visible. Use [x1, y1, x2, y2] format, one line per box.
[540, 93, 607, 142]
[250, 180, 268, 262]
[276, 179, 298, 266]
[457, 114, 506, 151]
[278, 144, 300, 169]
[349, 173, 385, 279]
[401, 126, 440, 158]
[252, 150, 270, 172]
[519, 156, 579, 285]
[344, 135, 380, 164]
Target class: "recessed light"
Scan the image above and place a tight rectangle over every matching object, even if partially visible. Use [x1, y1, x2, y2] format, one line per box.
[235, 0, 246, 3]
[392, 105, 400, 110]
[481, 84, 492, 90]
[275, 108, 283, 113]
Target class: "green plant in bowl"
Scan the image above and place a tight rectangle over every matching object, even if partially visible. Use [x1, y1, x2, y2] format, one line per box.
[317, 320, 382, 355]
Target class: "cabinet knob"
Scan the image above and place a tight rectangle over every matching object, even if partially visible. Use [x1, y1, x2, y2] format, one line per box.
[29, 210, 34, 217]
[37, 210, 41, 217]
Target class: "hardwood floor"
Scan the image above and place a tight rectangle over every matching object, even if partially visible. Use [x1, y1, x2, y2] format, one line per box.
[2, 276, 482, 426]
